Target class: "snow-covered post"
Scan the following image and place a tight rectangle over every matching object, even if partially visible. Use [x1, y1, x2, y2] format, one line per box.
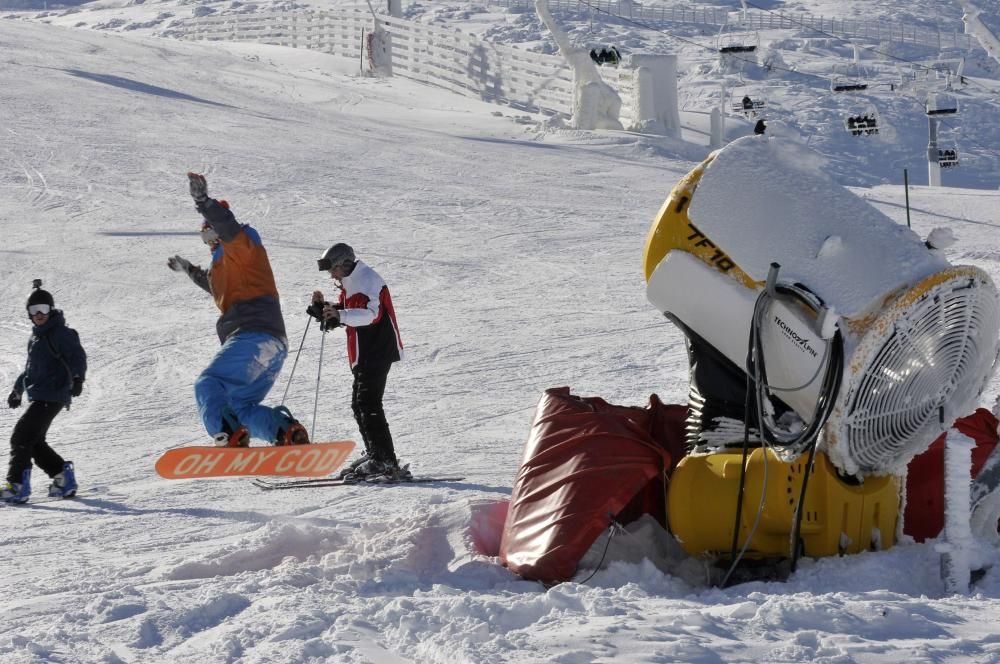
[939, 428, 975, 594]
[535, 0, 623, 130]
[364, 0, 393, 77]
[710, 106, 724, 149]
[927, 115, 942, 187]
[630, 54, 680, 137]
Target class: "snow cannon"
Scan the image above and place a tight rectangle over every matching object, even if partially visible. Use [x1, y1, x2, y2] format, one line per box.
[644, 136, 1000, 560]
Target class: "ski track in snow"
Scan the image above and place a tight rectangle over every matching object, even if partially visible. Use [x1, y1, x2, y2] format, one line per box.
[1, 3, 1000, 662]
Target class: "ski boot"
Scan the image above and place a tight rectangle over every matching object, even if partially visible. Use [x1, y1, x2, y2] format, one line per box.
[351, 457, 411, 482]
[274, 406, 309, 446]
[1, 469, 31, 504]
[48, 461, 78, 498]
[336, 454, 370, 480]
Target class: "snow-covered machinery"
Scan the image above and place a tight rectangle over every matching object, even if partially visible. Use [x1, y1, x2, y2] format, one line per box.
[644, 136, 1000, 562]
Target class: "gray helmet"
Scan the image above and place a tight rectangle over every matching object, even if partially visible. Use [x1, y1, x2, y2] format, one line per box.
[318, 243, 356, 271]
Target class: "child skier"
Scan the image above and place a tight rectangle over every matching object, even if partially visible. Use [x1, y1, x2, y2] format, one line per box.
[167, 173, 308, 448]
[308, 243, 405, 479]
[3, 281, 86, 504]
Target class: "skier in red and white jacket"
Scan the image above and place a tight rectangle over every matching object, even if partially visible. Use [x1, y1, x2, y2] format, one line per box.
[309, 243, 405, 479]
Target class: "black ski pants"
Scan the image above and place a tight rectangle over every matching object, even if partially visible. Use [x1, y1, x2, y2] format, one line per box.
[7, 400, 66, 484]
[351, 362, 396, 464]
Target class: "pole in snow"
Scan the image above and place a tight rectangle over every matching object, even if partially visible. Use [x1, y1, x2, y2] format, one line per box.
[903, 169, 911, 228]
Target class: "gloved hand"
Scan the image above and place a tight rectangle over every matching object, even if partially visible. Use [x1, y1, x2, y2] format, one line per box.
[187, 172, 209, 203]
[322, 304, 341, 329]
[168, 255, 193, 273]
[306, 301, 326, 322]
[7, 390, 21, 409]
[71, 377, 84, 398]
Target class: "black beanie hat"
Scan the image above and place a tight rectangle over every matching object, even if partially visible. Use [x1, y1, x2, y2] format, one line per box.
[26, 280, 54, 310]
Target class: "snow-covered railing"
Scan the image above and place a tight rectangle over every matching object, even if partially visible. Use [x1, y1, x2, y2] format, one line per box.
[176, 10, 683, 129]
[176, 10, 649, 121]
[181, 9, 372, 61]
[484, 0, 977, 51]
[376, 15, 575, 116]
[487, 0, 728, 26]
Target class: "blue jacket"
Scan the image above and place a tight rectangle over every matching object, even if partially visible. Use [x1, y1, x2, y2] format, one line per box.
[13, 310, 87, 406]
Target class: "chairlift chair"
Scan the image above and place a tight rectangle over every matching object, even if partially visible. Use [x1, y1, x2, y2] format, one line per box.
[926, 92, 959, 116]
[832, 80, 869, 92]
[717, 23, 759, 55]
[937, 147, 960, 168]
[830, 62, 869, 92]
[730, 88, 767, 117]
[843, 106, 880, 137]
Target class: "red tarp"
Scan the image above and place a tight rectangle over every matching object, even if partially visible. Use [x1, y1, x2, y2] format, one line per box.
[904, 408, 1000, 542]
[499, 387, 687, 584]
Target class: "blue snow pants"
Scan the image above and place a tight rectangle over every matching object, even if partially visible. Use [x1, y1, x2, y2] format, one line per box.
[195, 331, 288, 443]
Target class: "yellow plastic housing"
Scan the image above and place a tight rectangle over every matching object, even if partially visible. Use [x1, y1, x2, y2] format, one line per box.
[668, 449, 898, 560]
[642, 152, 756, 289]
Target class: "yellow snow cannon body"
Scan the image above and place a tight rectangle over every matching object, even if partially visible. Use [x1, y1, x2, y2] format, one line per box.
[668, 448, 899, 560]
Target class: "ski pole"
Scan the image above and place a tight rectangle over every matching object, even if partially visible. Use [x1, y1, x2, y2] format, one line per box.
[312, 325, 327, 441]
[280, 317, 312, 406]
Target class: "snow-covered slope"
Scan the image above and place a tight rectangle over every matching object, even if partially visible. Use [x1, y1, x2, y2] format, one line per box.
[3, 6, 1000, 663]
[7, 0, 1000, 189]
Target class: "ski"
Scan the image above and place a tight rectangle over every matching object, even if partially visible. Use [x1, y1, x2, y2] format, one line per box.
[251, 475, 466, 490]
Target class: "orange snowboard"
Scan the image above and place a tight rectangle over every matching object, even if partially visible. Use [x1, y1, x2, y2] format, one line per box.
[155, 441, 356, 479]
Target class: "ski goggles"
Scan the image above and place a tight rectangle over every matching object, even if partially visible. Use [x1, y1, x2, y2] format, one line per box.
[200, 224, 219, 246]
[27, 304, 51, 316]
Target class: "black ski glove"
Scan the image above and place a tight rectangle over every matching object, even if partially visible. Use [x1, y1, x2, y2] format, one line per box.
[71, 377, 84, 398]
[7, 390, 21, 409]
[305, 301, 326, 322]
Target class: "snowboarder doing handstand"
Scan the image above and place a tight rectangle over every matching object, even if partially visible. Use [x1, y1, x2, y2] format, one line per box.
[2, 281, 86, 504]
[309, 243, 404, 479]
[167, 173, 308, 448]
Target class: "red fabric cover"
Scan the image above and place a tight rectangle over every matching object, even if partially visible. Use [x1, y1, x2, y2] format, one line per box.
[499, 387, 687, 583]
[904, 408, 1000, 542]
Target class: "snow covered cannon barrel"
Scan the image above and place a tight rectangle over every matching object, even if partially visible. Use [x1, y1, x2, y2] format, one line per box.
[644, 136, 1000, 560]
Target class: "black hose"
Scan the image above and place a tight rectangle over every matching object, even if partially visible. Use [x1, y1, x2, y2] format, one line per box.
[725, 279, 845, 583]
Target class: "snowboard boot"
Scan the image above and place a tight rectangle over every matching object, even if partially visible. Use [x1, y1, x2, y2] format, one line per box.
[273, 406, 309, 446]
[1, 469, 31, 504]
[48, 461, 78, 498]
[213, 425, 250, 448]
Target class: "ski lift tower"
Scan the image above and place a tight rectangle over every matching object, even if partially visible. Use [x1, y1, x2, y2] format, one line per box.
[926, 92, 959, 187]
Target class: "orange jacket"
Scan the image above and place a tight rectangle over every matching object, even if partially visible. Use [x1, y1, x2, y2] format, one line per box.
[191, 199, 287, 344]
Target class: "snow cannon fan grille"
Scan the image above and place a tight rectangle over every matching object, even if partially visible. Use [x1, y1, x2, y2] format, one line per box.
[832, 268, 1000, 475]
